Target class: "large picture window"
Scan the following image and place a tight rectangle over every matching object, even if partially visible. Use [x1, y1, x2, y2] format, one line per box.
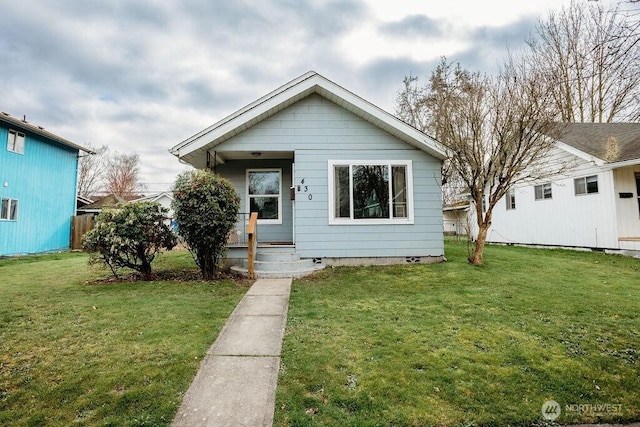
[329, 160, 413, 224]
[247, 169, 281, 223]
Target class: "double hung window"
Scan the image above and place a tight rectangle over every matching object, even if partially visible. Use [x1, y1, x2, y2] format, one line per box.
[506, 189, 516, 210]
[7, 129, 25, 154]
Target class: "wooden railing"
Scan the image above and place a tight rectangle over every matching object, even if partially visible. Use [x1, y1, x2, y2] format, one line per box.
[246, 212, 259, 279]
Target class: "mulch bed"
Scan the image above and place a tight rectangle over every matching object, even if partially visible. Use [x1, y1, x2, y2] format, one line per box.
[85, 269, 253, 286]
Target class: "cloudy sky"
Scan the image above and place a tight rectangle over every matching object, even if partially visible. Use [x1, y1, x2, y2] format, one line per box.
[1, 0, 613, 193]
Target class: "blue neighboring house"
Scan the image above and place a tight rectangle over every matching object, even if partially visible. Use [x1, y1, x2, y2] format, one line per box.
[0, 112, 92, 256]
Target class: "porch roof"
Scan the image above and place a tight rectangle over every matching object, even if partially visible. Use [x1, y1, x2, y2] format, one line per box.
[169, 71, 446, 168]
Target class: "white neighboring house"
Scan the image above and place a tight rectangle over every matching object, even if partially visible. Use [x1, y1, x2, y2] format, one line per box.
[131, 192, 175, 219]
[443, 199, 472, 237]
[484, 123, 640, 253]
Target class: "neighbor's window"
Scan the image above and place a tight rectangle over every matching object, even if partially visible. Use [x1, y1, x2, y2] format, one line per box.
[506, 188, 516, 210]
[7, 129, 25, 154]
[574, 175, 598, 195]
[329, 160, 413, 224]
[247, 169, 281, 223]
[1, 198, 18, 221]
[535, 183, 553, 200]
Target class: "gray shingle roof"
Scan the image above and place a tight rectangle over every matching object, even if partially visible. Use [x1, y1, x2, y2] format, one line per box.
[556, 123, 640, 162]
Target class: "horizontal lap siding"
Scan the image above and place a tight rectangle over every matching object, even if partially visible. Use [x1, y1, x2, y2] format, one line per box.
[216, 159, 293, 243]
[294, 148, 442, 258]
[215, 94, 443, 258]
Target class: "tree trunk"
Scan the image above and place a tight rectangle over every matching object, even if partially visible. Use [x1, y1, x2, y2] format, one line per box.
[469, 221, 489, 265]
[140, 261, 153, 281]
[198, 252, 216, 280]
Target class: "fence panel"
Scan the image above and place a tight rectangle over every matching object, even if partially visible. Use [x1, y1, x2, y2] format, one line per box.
[70, 215, 95, 250]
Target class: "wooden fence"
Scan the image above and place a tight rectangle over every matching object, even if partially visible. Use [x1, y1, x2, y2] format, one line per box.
[70, 215, 95, 250]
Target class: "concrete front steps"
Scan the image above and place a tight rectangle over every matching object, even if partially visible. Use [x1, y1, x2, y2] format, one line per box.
[231, 246, 324, 278]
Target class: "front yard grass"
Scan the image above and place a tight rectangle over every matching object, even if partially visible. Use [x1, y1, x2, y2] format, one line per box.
[0, 250, 247, 426]
[275, 241, 640, 426]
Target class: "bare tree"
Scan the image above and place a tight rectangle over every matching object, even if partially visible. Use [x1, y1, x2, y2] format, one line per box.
[397, 58, 569, 265]
[104, 152, 145, 200]
[525, 0, 640, 122]
[77, 145, 108, 199]
[397, 71, 461, 204]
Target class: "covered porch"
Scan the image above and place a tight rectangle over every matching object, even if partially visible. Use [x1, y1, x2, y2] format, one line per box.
[211, 150, 296, 245]
[613, 164, 640, 250]
[225, 211, 324, 278]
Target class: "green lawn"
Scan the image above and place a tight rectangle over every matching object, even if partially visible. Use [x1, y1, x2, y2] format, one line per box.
[0, 251, 247, 426]
[275, 241, 640, 426]
[2, 243, 639, 426]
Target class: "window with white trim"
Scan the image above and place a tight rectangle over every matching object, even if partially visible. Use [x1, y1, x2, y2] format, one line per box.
[328, 160, 413, 224]
[7, 129, 25, 154]
[535, 183, 552, 200]
[574, 175, 598, 195]
[506, 188, 516, 210]
[247, 169, 281, 223]
[1, 198, 18, 221]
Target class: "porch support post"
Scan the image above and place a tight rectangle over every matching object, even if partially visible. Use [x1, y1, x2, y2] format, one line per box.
[247, 212, 258, 279]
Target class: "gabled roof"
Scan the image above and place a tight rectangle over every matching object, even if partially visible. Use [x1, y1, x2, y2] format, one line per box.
[76, 195, 94, 207]
[170, 71, 446, 165]
[555, 123, 640, 164]
[80, 194, 126, 210]
[0, 112, 93, 154]
[132, 192, 174, 203]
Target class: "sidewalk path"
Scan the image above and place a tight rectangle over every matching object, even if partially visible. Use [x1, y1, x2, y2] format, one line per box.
[173, 278, 292, 427]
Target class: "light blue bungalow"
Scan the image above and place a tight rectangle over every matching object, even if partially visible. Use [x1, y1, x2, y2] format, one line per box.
[0, 112, 91, 256]
[170, 72, 446, 275]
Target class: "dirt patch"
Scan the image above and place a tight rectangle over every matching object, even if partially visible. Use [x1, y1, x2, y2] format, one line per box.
[85, 269, 253, 287]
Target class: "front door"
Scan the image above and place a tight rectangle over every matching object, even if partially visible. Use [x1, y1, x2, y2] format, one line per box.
[636, 173, 640, 218]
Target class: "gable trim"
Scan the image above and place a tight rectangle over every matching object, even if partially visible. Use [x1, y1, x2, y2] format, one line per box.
[555, 140, 606, 166]
[170, 72, 446, 163]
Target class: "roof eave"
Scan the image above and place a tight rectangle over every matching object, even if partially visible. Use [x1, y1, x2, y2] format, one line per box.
[0, 113, 93, 154]
[600, 157, 640, 170]
[170, 72, 446, 163]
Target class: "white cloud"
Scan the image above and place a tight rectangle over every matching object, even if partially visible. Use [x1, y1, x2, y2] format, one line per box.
[0, 0, 604, 191]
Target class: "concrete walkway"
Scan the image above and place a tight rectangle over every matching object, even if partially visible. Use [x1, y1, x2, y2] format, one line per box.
[172, 278, 292, 427]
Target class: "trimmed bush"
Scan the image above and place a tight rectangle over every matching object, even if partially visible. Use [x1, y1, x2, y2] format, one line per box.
[82, 201, 176, 279]
[172, 170, 240, 279]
